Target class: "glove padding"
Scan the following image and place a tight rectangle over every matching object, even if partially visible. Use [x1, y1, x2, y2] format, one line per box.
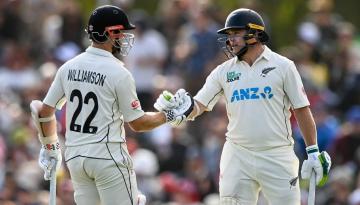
[39, 141, 62, 180]
[154, 90, 179, 111]
[301, 146, 331, 187]
[154, 89, 194, 126]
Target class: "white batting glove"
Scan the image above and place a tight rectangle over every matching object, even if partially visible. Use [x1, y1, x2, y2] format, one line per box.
[154, 89, 194, 126]
[154, 90, 179, 111]
[163, 110, 188, 126]
[301, 145, 331, 187]
[39, 140, 62, 180]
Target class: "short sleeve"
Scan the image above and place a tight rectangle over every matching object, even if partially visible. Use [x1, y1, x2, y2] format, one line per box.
[43, 67, 66, 109]
[283, 61, 310, 109]
[194, 68, 223, 110]
[115, 73, 145, 122]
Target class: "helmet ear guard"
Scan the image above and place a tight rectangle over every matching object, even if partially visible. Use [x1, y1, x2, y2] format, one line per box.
[256, 30, 269, 43]
[243, 31, 257, 45]
[88, 31, 108, 43]
[245, 23, 269, 44]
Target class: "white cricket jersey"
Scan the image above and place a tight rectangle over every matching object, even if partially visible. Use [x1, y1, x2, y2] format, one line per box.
[43, 47, 145, 146]
[194, 46, 309, 149]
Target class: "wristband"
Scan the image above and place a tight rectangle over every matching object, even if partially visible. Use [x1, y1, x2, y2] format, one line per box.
[187, 101, 200, 121]
[306, 144, 320, 160]
[43, 141, 61, 151]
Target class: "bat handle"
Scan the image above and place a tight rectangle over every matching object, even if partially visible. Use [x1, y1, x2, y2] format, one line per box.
[49, 159, 57, 205]
[308, 169, 316, 205]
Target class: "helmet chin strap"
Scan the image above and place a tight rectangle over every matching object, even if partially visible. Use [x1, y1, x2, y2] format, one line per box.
[226, 43, 250, 61]
[232, 32, 258, 60]
[225, 40, 248, 60]
[235, 45, 249, 60]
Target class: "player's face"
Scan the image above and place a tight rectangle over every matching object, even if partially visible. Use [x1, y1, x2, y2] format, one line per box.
[105, 26, 135, 56]
[227, 29, 246, 53]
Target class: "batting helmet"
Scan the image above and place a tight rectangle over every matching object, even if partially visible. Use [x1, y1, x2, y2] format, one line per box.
[86, 5, 135, 43]
[217, 8, 269, 43]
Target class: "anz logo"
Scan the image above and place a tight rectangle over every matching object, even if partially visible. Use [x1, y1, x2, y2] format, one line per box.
[231, 86, 274, 102]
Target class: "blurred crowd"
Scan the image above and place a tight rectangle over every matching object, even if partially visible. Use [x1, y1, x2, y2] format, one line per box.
[0, 0, 359, 204]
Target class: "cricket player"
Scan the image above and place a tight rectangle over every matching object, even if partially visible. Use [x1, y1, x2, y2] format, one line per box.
[30, 5, 193, 205]
[155, 8, 331, 205]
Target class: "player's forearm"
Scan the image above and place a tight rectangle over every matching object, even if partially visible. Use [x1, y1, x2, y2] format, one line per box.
[129, 112, 166, 132]
[39, 119, 58, 137]
[39, 104, 58, 138]
[187, 100, 206, 120]
[293, 106, 317, 146]
[30, 100, 59, 147]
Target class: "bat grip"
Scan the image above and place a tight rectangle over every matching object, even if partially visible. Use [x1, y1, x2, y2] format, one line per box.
[49, 159, 57, 205]
[308, 169, 316, 205]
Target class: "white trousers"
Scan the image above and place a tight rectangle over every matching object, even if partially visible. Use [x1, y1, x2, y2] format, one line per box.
[66, 143, 139, 205]
[219, 141, 300, 205]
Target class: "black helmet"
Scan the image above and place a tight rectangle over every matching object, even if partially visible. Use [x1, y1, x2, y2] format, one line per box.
[86, 5, 135, 43]
[217, 8, 269, 60]
[217, 8, 268, 42]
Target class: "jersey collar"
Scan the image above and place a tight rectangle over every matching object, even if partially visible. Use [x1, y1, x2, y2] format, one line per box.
[261, 45, 271, 61]
[86, 46, 114, 57]
[250, 45, 271, 65]
[236, 45, 272, 64]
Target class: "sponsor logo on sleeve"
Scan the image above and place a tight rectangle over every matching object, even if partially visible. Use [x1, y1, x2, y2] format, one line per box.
[131, 100, 141, 110]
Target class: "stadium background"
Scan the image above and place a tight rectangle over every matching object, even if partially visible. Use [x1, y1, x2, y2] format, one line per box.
[0, 0, 360, 204]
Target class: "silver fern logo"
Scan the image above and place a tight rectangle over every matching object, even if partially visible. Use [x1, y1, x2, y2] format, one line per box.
[289, 176, 298, 189]
[260, 67, 276, 77]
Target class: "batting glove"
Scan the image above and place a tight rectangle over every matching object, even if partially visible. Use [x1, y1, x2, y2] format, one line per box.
[301, 145, 331, 187]
[154, 90, 179, 111]
[154, 89, 194, 126]
[39, 140, 62, 180]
